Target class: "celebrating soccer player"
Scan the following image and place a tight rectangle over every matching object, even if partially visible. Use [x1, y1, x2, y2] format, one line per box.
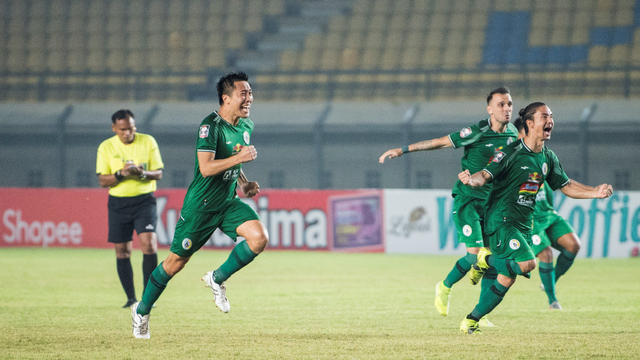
[131, 72, 269, 339]
[379, 86, 517, 327]
[458, 102, 613, 334]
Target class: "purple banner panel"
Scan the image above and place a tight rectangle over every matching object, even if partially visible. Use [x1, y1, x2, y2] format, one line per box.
[329, 192, 384, 252]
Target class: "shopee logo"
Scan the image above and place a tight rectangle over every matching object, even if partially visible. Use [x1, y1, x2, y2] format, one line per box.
[2, 209, 83, 247]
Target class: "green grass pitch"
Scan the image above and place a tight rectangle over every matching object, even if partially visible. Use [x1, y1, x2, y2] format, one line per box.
[1, 248, 639, 359]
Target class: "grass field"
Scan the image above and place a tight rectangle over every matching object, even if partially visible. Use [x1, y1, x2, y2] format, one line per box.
[1, 248, 639, 359]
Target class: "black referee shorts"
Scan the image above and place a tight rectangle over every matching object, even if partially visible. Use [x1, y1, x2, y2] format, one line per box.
[108, 193, 158, 243]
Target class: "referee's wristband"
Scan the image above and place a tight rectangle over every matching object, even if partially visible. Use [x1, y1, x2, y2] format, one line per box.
[114, 170, 124, 181]
[401, 145, 410, 154]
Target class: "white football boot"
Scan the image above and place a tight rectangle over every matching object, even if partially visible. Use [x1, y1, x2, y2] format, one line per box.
[202, 271, 230, 313]
[131, 302, 150, 339]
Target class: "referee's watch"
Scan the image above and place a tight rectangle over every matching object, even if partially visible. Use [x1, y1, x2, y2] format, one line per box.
[139, 171, 147, 180]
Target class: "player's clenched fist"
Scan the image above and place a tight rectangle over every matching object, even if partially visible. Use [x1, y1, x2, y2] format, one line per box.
[237, 145, 257, 163]
[241, 181, 260, 198]
[596, 184, 613, 199]
[458, 169, 472, 185]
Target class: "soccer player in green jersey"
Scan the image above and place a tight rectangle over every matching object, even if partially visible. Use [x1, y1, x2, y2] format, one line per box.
[458, 102, 613, 334]
[131, 72, 269, 339]
[379, 87, 517, 323]
[514, 119, 582, 310]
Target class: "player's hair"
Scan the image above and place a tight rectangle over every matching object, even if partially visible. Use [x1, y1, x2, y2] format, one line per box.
[486, 86, 511, 104]
[515, 102, 546, 135]
[111, 109, 134, 124]
[216, 71, 250, 105]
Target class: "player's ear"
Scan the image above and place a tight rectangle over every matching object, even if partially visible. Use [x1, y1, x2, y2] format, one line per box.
[486, 104, 493, 116]
[221, 93, 230, 104]
[111, 123, 117, 133]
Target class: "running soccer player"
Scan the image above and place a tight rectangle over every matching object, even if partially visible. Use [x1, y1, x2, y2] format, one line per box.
[131, 72, 269, 339]
[379, 86, 517, 323]
[459, 102, 613, 334]
[514, 118, 581, 310]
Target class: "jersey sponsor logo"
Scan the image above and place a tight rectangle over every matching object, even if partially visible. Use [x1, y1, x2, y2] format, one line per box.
[243, 131, 250, 144]
[528, 172, 542, 183]
[532, 234, 541, 246]
[182, 238, 192, 250]
[509, 239, 520, 250]
[542, 163, 548, 175]
[233, 143, 243, 154]
[145, 224, 154, 230]
[460, 127, 472, 138]
[223, 169, 239, 181]
[519, 182, 540, 195]
[463, 224, 472, 237]
[199, 125, 210, 138]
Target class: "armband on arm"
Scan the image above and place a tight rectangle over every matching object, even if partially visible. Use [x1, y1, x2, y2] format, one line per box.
[114, 170, 124, 181]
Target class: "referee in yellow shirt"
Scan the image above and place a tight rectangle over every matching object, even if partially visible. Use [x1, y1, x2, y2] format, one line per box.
[96, 109, 164, 308]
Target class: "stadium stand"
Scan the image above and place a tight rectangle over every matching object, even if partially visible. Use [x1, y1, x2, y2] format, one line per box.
[1, 0, 640, 101]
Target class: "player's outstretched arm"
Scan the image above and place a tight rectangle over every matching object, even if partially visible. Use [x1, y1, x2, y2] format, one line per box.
[459, 169, 492, 188]
[378, 135, 452, 163]
[198, 145, 257, 177]
[560, 180, 613, 199]
[238, 169, 260, 198]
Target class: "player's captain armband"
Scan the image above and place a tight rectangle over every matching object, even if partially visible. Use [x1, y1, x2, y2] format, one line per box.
[199, 125, 210, 138]
[460, 127, 472, 138]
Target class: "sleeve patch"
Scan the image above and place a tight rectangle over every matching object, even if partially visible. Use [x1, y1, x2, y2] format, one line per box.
[199, 125, 210, 138]
[460, 127, 472, 138]
[492, 151, 506, 163]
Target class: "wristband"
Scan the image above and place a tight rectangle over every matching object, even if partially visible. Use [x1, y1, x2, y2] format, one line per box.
[401, 145, 410, 154]
[114, 170, 124, 181]
[139, 171, 147, 180]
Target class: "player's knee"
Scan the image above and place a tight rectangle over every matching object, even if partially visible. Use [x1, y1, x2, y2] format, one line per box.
[570, 235, 581, 254]
[247, 234, 268, 254]
[519, 259, 536, 273]
[538, 247, 553, 262]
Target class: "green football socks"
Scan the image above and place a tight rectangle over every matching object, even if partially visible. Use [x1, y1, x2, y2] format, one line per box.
[137, 262, 172, 316]
[213, 240, 258, 284]
[443, 252, 477, 288]
[470, 281, 510, 320]
[555, 248, 576, 282]
[480, 266, 498, 300]
[539, 261, 557, 304]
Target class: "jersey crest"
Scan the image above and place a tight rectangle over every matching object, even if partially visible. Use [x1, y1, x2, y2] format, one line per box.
[243, 131, 250, 144]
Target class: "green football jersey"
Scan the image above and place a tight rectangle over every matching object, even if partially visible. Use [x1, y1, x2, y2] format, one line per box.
[483, 139, 570, 234]
[450, 118, 518, 200]
[533, 181, 555, 219]
[181, 111, 254, 213]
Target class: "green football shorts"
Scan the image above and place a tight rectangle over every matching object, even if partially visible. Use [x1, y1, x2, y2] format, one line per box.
[488, 223, 535, 267]
[452, 195, 487, 248]
[170, 197, 261, 257]
[532, 212, 575, 255]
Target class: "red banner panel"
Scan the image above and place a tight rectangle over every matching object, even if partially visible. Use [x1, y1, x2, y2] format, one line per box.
[1, 188, 375, 251]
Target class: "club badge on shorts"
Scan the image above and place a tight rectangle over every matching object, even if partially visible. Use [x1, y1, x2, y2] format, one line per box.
[199, 125, 210, 138]
[182, 238, 192, 250]
[532, 235, 541, 246]
[243, 131, 250, 144]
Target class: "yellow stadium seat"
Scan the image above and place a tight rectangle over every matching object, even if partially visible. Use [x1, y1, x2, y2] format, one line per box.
[266, 0, 285, 15]
[127, 52, 147, 71]
[320, 49, 340, 70]
[326, 31, 345, 50]
[352, 0, 370, 15]
[609, 45, 630, 66]
[512, 0, 532, 11]
[225, 33, 245, 50]
[426, 30, 445, 48]
[380, 49, 400, 70]
[68, 50, 87, 71]
[26, 50, 47, 71]
[361, 49, 381, 70]
[304, 33, 324, 50]
[349, 14, 368, 32]
[344, 32, 364, 49]
[340, 48, 359, 69]
[46, 50, 66, 71]
[299, 49, 320, 70]
[550, 29, 569, 46]
[593, 10, 613, 27]
[87, 50, 107, 71]
[279, 50, 298, 70]
[205, 49, 225, 68]
[493, 0, 512, 11]
[589, 46, 609, 66]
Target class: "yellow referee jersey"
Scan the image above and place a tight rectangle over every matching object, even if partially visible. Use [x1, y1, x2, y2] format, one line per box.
[96, 133, 164, 197]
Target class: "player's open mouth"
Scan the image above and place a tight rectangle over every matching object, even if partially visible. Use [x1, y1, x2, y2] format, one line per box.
[543, 124, 553, 136]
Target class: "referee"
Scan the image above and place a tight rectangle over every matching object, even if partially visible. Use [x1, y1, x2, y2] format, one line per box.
[96, 109, 164, 308]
